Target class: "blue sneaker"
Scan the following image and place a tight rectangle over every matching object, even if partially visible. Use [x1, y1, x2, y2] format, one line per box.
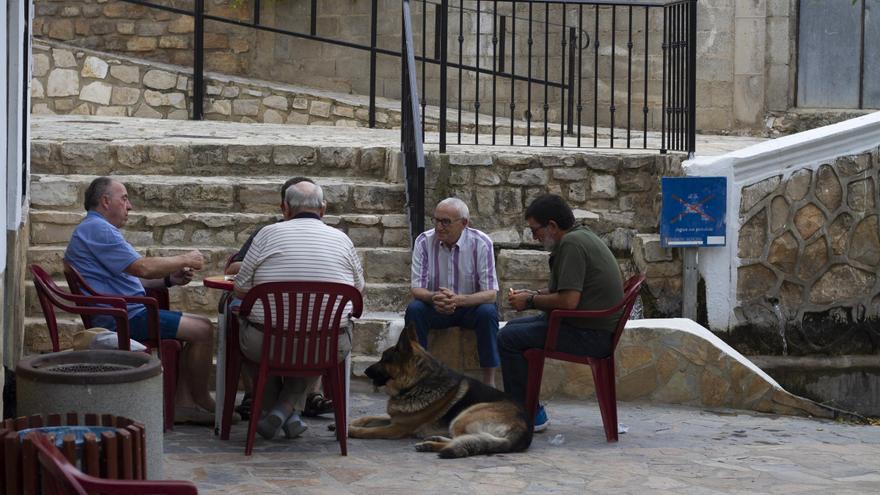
[533, 404, 550, 433]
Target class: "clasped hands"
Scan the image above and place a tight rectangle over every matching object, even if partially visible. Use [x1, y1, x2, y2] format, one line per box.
[431, 288, 460, 315]
[508, 288, 538, 312]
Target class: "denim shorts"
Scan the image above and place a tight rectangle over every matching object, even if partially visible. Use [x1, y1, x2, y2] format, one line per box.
[128, 309, 183, 341]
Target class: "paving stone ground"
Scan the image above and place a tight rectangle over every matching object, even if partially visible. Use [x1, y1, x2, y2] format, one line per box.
[163, 380, 880, 494]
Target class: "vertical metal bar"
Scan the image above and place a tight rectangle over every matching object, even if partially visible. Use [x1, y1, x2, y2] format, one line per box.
[192, 0, 204, 120]
[369, 0, 378, 128]
[310, 0, 317, 36]
[458, 0, 464, 144]
[671, 4, 678, 151]
[510, 1, 516, 145]
[675, 3, 682, 151]
[687, 0, 696, 154]
[422, 0, 427, 138]
[499, 15, 506, 72]
[543, 2, 549, 146]
[643, 6, 649, 149]
[661, 5, 667, 153]
[567, 26, 576, 135]
[527, 2, 533, 145]
[440, 0, 449, 152]
[593, 5, 599, 148]
[560, 5, 567, 146]
[679, 2, 685, 151]
[626, 6, 633, 148]
[254, 0, 261, 25]
[493, 1, 499, 144]
[610, 5, 616, 148]
[476, 0, 482, 144]
[577, 5, 583, 147]
[435, 4, 443, 59]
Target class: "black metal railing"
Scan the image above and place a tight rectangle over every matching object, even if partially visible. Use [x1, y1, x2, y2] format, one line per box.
[110, 0, 694, 240]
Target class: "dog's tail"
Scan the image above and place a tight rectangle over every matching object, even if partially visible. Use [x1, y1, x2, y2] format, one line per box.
[437, 432, 520, 459]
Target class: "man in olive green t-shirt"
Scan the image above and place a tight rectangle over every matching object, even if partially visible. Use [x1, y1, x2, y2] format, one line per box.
[500, 194, 624, 432]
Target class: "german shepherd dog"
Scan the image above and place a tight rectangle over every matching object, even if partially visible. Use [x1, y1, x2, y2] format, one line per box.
[349, 325, 533, 458]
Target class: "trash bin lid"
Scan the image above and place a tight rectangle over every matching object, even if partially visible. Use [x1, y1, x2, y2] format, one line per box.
[16, 350, 161, 384]
[18, 426, 117, 447]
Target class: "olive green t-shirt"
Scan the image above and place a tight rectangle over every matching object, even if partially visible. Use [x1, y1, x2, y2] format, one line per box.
[548, 225, 624, 332]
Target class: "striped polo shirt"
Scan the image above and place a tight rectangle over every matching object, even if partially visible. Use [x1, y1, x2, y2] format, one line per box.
[411, 226, 499, 294]
[234, 216, 365, 325]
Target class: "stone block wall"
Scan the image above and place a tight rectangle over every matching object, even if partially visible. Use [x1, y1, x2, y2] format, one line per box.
[734, 147, 880, 353]
[33, 0, 255, 75]
[31, 40, 399, 127]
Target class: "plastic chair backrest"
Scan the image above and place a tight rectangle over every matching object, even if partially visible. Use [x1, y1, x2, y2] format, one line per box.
[611, 273, 647, 350]
[30, 264, 133, 350]
[31, 432, 198, 495]
[238, 281, 363, 370]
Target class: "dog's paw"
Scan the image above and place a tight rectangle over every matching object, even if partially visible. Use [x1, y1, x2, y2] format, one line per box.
[438, 445, 469, 458]
[423, 435, 452, 442]
[415, 440, 446, 452]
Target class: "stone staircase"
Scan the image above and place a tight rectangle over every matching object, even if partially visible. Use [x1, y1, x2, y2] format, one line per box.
[24, 116, 417, 364]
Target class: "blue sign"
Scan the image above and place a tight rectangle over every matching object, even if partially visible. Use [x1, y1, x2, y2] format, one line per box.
[660, 177, 727, 247]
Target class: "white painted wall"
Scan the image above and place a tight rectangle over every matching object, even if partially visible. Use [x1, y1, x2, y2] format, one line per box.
[682, 111, 880, 331]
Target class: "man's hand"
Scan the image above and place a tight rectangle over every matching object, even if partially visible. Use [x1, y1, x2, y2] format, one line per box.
[169, 267, 195, 286]
[182, 250, 204, 271]
[432, 287, 457, 315]
[508, 288, 536, 312]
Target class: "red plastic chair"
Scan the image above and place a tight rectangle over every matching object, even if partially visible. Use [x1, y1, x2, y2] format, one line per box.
[524, 273, 646, 442]
[221, 281, 362, 455]
[30, 432, 198, 495]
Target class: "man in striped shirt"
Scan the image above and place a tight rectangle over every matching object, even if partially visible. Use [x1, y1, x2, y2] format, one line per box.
[406, 197, 500, 386]
[234, 181, 364, 440]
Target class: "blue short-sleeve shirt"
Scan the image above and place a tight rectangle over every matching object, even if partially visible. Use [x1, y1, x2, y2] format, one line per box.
[64, 211, 146, 320]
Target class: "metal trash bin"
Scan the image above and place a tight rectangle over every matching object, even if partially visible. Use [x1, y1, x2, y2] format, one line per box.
[15, 350, 163, 479]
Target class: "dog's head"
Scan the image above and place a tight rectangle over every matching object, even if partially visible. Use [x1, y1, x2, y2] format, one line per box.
[364, 323, 423, 390]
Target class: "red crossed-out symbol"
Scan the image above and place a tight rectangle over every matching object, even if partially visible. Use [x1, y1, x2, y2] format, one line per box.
[670, 193, 715, 223]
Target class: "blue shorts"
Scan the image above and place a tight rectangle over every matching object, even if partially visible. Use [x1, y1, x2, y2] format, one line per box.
[128, 309, 183, 341]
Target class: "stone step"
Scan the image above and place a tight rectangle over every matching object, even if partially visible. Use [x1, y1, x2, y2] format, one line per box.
[29, 174, 406, 215]
[30, 131, 398, 182]
[26, 245, 411, 281]
[29, 209, 411, 249]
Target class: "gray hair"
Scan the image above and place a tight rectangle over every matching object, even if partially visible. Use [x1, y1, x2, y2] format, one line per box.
[437, 197, 469, 219]
[285, 181, 324, 210]
[83, 176, 115, 211]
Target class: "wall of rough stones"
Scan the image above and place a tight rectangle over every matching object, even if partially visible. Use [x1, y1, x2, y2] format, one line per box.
[735, 147, 880, 353]
[33, 0, 802, 133]
[31, 40, 400, 127]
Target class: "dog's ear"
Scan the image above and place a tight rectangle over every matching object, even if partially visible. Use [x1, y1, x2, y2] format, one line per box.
[396, 323, 418, 353]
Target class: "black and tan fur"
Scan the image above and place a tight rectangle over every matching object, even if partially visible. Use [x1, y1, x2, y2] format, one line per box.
[348, 324, 532, 458]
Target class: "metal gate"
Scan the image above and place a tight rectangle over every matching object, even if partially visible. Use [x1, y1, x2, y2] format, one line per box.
[797, 0, 880, 109]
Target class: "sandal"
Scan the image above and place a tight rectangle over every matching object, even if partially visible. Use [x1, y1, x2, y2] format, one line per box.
[302, 393, 334, 417]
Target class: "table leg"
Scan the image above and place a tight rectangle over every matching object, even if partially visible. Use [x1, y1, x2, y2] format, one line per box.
[214, 306, 227, 435]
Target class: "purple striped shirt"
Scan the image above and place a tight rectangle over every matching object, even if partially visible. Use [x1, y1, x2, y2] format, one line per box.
[411, 227, 498, 294]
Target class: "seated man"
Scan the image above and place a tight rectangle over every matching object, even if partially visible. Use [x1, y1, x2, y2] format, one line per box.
[501, 194, 624, 432]
[64, 177, 216, 424]
[234, 181, 364, 440]
[405, 197, 500, 386]
[224, 177, 334, 419]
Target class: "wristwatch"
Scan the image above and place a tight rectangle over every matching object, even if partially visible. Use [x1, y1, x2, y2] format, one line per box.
[526, 293, 536, 310]
[163, 275, 173, 288]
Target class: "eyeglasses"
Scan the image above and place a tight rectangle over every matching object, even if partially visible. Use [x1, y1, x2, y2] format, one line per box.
[432, 217, 461, 227]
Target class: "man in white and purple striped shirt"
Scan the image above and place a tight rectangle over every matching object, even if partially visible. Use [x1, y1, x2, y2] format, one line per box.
[406, 198, 500, 386]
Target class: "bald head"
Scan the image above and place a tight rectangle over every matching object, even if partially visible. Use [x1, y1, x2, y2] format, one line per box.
[284, 181, 325, 216]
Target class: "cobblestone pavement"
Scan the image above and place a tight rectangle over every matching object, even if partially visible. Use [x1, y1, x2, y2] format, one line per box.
[164, 381, 880, 494]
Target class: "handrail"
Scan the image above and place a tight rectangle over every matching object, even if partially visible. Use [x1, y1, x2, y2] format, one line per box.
[401, 0, 427, 242]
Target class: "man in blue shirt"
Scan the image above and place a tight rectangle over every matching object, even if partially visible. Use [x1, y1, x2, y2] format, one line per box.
[65, 177, 216, 423]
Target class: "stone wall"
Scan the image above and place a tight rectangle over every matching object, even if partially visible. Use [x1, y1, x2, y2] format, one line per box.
[31, 40, 400, 127]
[33, 0, 803, 133]
[33, 0, 255, 74]
[734, 147, 880, 353]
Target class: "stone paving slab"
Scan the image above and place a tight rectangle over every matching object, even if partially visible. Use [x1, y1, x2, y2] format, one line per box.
[32, 115, 764, 157]
[162, 382, 880, 494]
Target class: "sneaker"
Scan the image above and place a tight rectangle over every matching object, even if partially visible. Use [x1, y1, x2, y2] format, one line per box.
[282, 412, 308, 439]
[256, 409, 285, 440]
[533, 404, 550, 433]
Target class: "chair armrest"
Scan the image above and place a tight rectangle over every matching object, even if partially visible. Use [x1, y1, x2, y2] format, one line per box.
[77, 476, 198, 495]
[43, 294, 134, 350]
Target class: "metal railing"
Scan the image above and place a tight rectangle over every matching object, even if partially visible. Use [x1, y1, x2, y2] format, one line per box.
[107, 0, 694, 240]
